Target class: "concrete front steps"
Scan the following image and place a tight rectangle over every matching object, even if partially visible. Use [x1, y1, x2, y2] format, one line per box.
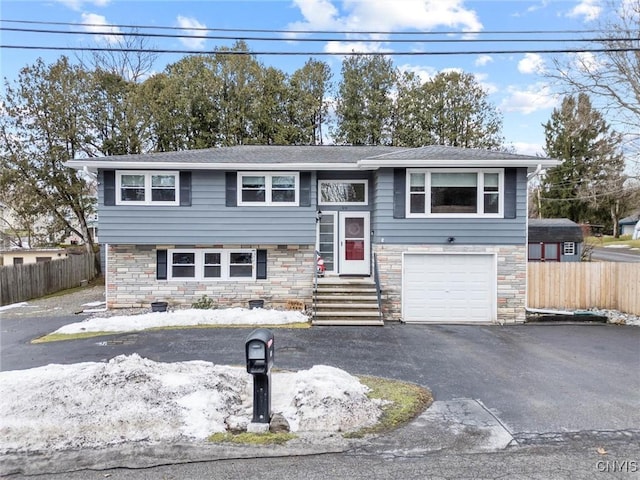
[312, 276, 383, 326]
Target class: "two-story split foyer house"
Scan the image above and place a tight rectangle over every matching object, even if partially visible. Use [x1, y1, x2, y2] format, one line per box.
[67, 145, 557, 325]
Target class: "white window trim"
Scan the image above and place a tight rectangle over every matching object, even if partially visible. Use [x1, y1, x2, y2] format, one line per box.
[563, 242, 576, 256]
[237, 172, 299, 206]
[116, 171, 180, 206]
[406, 168, 504, 219]
[167, 249, 256, 281]
[318, 179, 368, 206]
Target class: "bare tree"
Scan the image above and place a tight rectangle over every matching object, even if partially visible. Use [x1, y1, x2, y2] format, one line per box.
[77, 29, 158, 83]
[547, 0, 640, 160]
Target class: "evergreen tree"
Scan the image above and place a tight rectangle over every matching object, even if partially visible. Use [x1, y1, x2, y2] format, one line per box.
[412, 71, 503, 150]
[540, 93, 626, 233]
[289, 59, 332, 145]
[335, 55, 396, 145]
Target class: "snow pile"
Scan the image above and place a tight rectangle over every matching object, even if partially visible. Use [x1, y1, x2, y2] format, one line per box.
[0, 354, 383, 454]
[52, 308, 308, 335]
[273, 366, 382, 432]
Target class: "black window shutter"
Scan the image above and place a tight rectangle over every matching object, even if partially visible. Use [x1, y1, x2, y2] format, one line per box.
[225, 172, 237, 207]
[504, 168, 517, 219]
[393, 169, 406, 219]
[157, 249, 168, 280]
[179, 172, 192, 206]
[256, 249, 267, 279]
[103, 170, 116, 206]
[299, 172, 312, 207]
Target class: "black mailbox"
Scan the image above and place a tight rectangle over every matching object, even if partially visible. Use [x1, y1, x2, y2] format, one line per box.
[245, 328, 274, 375]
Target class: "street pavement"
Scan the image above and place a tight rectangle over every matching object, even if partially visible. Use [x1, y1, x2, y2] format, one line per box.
[1, 315, 639, 478]
[591, 246, 640, 262]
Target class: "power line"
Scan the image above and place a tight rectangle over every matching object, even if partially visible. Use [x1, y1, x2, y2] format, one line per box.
[2, 45, 640, 56]
[3, 26, 638, 45]
[0, 18, 626, 36]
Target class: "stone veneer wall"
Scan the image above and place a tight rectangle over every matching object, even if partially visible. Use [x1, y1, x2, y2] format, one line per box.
[106, 244, 315, 309]
[374, 244, 527, 324]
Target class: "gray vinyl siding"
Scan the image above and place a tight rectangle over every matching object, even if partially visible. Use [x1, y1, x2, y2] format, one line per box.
[98, 170, 317, 244]
[372, 168, 528, 245]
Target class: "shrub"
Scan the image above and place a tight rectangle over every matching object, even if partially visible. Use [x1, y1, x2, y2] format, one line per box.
[192, 294, 215, 309]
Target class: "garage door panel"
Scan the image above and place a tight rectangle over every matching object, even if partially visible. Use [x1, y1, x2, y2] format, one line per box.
[403, 253, 495, 323]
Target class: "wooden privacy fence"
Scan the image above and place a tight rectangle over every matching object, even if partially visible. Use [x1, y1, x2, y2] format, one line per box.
[528, 262, 640, 315]
[0, 253, 96, 306]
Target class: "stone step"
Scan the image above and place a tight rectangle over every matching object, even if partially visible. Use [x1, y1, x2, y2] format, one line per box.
[312, 318, 384, 326]
[316, 277, 374, 284]
[314, 310, 381, 318]
[314, 295, 378, 302]
[314, 303, 380, 310]
[315, 287, 378, 294]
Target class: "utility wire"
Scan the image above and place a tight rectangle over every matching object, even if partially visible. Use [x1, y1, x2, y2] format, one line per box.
[0, 18, 627, 36]
[2, 26, 638, 44]
[2, 45, 640, 56]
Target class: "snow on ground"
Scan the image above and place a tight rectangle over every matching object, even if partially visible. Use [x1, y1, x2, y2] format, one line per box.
[52, 308, 308, 335]
[0, 302, 28, 312]
[0, 354, 383, 454]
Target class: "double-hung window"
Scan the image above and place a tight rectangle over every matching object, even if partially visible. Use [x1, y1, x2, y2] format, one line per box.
[116, 171, 179, 205]
[563, 242, 576, 256]
[407, 169, 503, 218]
[238, 173, 299, 206]
[168, 249, 255, 281]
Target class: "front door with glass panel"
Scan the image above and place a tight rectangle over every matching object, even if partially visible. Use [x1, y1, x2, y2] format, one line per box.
[339, 211, 370, 275]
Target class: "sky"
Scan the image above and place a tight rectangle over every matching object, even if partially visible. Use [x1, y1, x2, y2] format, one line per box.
[0, 0, 623, 157]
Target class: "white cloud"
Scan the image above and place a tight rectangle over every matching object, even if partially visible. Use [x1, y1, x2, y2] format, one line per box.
[80, 13, 121, 44]
[176, 15, 207, 49]
[518, 53, 546, 74]
[291, 0, 340, 29]
[566, 0, 602, 22]
[56, 0, 109, 11]
[573, 51, 601, 73]
[501, 83, 559, 115]
[397, 64, 438, 84]
[289, 0, 483, 49]
[510, 142, 545, 157]
[473, 72, 498, 95]
[475, 55, 493, 67]
[323, 41, 392, 55]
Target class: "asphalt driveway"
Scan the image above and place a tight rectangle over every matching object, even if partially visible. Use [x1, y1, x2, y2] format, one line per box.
[1, 314, 639, 444]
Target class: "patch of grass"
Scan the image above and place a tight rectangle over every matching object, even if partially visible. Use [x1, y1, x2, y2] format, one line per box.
[343, 376, 433, 439]
[31, 331, 117, 343]
[585, 235, 640, 248]
[32, 322, 310, 343]
[208, 432, 296, 445]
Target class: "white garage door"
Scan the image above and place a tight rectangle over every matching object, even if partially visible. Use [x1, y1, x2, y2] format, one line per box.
[403, 254, 496, 323]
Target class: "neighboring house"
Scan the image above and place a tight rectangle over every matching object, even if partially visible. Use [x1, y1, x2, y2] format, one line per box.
[62, 213, 99, 246]
[527, 218, 584, 262]
[67, 145, 557, 325]
[1, 248, 69, 266]
[620, 213, 640, 237]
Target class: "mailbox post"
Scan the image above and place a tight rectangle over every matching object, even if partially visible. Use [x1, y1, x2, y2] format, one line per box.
[245, 328, 274, 428]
